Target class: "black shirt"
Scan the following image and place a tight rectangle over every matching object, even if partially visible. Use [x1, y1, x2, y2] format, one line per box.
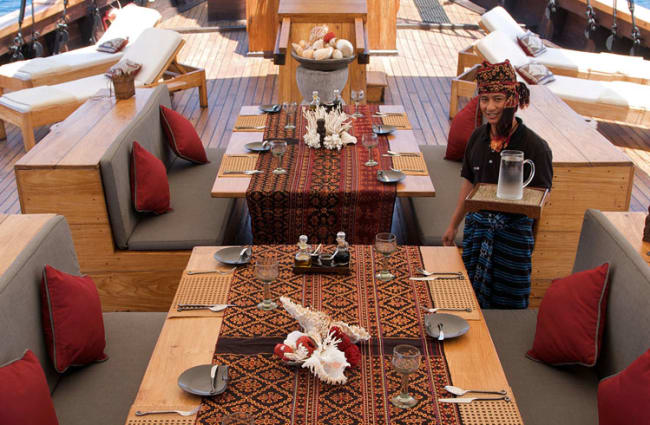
[461, 118, 553, 189]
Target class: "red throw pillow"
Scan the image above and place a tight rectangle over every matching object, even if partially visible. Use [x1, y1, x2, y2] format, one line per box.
[598, 349, 650, 425]
[527, 263, 610, 366]
[446, 96, 481, 161]
[130, 141, 171, 214]
[0, 350, 59, 425]
[41, 265, 108, 373]
[160, 105, 208, 164]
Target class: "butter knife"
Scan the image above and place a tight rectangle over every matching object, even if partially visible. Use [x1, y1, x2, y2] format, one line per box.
[235, 126, 266, 130]
[223, 170, 262, 175]
[438, 396, 510, 403]
[409, 276, 460, 281]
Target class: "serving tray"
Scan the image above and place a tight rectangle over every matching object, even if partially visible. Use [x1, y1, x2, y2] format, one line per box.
[464, 183, 549, 219]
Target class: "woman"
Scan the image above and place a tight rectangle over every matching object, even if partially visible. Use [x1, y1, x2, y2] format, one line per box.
[442, 60, 553, 309]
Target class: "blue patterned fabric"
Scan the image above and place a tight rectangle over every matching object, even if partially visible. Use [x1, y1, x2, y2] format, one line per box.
[462, 211, 535, 309]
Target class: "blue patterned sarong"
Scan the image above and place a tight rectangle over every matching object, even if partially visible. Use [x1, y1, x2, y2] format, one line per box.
[462, 211, 535, 309]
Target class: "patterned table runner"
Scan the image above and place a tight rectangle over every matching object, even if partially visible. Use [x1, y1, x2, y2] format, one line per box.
[245, 105, 396, 244]
[195, 245, 463, 425]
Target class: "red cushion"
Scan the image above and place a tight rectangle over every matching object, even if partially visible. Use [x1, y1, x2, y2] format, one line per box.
[0, 350, 59, 425]
[41, 265, 108, 373]
[130, 141, 171, 214]
[598, 349, 650, 425]
[527, 263, 610, 366]
[160, 105, 208, 164]
[446, 96, 481, 161]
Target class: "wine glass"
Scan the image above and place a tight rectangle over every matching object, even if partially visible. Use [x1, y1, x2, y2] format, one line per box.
[221, 412, 254, 425]
[362, 133, 378, 167]
[391, 345, 421, 409]
[375, 232, 397, 281]
[284, 102, 297, 130]
[270, 140, 287, 175]
[350, 90, 362, 118]
[255, 256, 279, 311]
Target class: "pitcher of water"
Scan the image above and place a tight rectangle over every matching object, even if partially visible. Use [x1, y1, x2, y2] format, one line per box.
[496, 150, 535, 200]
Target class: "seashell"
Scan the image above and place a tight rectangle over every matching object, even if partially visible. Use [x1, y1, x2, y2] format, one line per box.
[332, 49, 343, 59]
[299, 39, 307, 48]
[314, 46, 333, 60]
[292, 43, 303, 57]
[311, 39, 324, 50]
[309, 25, 329, 45]
[335, 39, 354, 57]
[328, 37, 338, 47]
[302, 48, 314, 59]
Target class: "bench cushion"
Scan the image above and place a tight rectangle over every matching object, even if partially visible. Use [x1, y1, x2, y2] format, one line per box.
[0, 215, 79, 393]
[410, 145, 464, 246]
[97, 4, 162, 47]
[52, 312, 165, 425]
[480, 6, 526, 41]
[477, 31, 531, 69]
[120, 28, 183, 86]
[483, 309, 599, 425]
[127, 149, 234, 250]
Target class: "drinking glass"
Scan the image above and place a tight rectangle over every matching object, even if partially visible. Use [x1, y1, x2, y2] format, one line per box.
[221, 412, 255, 425]
[350, 90, 363, 118]
[362, 133, 378, 167]
[284, 102, 297, 130]
[255, 256, 279, 310]
[375, 232, 397, 281]
[391, 345, 421, 409]
[270, 140, 287, 175]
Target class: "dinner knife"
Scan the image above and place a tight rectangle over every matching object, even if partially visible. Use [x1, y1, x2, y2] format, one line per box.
[409, 276, 460, 281]
[438, 396, 510, 403]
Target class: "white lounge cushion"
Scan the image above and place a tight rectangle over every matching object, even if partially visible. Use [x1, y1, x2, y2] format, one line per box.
[0, 56, 73, 80]
[600, 81, 650, 109]
[53, 74, 113, 102]
[97, 4, 162, 46]
[0, 86, 77, 112]
[545, 75, 605, 105]
[476, 31, 531, 68]
[119, 28, 183, 85]
[480, 6, 526, 41]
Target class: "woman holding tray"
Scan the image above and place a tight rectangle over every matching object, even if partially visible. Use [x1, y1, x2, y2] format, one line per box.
[442, 60, 553, 309]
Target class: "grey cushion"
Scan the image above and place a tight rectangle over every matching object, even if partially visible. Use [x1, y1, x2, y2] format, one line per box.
[52, 312, 166, 425]
[0, 215, 79, 392]
[127, 148, 235, 250]
[483, 309, 599, 425]
[100, 85, 174, 249]
[572, 209, 650, 379]
[410, 145, 464, 245]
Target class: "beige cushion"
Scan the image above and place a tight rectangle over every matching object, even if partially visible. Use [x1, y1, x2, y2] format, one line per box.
[476, 31, 531, 69]
[97, 4, 162, 46]
[480, 6, 526, 41]
[546, 75, 604, 105]
[600, 81, 650, 109]
[0, 56, 72, 80]
[53, 74, 112, 102]
[119, 28, 183, 85]
[0, 86, 77, 112]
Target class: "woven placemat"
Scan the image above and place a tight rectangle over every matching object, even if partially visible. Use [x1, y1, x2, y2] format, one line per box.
[392, 153, 429, 176]
[458, 397, 523, 425]
[217, 154, 259, 178]
[382, 114, 412, 129]
[234, 114, 266, 131]
[168, 273, 231, 318]
[428, 277, 480, 320]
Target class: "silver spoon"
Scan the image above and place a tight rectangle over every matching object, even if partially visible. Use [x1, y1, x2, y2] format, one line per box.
[239, 246, 251, 260]
[423, 307, 472, 313]
[417, 268, 463, 278]
[135, 406, 200, 416]
[444, 385, 508, 396]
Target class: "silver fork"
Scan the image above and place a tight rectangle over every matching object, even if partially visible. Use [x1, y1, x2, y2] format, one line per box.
[423, 307, 472, 313]
[417, 268, 463, 278]
[135, 406, 200, 416]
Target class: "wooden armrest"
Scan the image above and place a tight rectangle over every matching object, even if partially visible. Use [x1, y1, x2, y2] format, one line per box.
[458, 64, 481, 82]
[355, 18, 370, 65]
[274, 17, 291, 65]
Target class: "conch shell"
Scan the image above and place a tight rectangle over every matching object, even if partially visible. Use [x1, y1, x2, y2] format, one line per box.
[314, 46, 333, 60]
[311, 39, 324, 50]
[332, 49, 343, 59]
[302, 48, 314, 59]
[335, 39, 354, 57]
[308, 25, 329, 45]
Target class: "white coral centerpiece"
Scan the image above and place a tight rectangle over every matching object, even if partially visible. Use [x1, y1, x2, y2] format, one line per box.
[278, 296, 370, 384]
[302, 106, 357, 151]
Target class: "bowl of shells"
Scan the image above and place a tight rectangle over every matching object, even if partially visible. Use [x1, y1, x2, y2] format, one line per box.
[291, 25, 356, 71]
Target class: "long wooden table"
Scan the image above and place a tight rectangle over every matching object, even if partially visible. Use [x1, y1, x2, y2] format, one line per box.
[211, 105, 436, 198]
[124, 246, 523, 424]
[602, 211, 650, 265]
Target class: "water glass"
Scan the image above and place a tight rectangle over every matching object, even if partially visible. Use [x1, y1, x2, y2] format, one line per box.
[496, 150, 535, 200]
[391, 345, 421, 409]
[270, 140, 287, 175]
[362, 133, 378, 167]
[350, 90, 363, 118]
[255, 256, 279, 310]
[284, 102, 297, 130]
[375, 232, 397, 281]
[222, 412, 255, 425]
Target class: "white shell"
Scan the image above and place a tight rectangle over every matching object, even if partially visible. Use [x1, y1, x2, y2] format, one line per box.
[332, 49, 343, 59]
[302, 48, 314, 59]
[311, 39, 324, 50]
[299, 39, 307, 48]
[328, 37, 338, 47]
[313, 46, 333, 60]
[309, 25, 329, 45]
[335, 39, 354, 57]
[284, 330, 306, 348]
[341, 131, 357, 145]
[292, 43, 303, 57]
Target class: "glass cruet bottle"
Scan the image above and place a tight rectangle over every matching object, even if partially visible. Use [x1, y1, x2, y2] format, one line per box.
[332, 231, 350, 266]
[295, 235, 312, 267]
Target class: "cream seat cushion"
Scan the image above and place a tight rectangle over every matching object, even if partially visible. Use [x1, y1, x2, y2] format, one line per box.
[545, 75, 604, 105]
[97, 4, 162, 46]
[118, 28, 183, 85]
[480, 6, 526, 41]
[53, 74, 113, 102]
[0, 86, 77, 112]
[600, 81, 650, 109]
[477, 31, 531, 69]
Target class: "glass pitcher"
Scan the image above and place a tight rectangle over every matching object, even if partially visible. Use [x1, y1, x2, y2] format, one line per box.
[496, 150, 535, 200]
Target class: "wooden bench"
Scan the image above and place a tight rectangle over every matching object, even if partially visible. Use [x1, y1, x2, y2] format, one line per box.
[366, 70, 388, 103]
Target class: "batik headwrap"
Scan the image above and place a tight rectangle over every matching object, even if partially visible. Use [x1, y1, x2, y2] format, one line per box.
[476, 60, 519, 108]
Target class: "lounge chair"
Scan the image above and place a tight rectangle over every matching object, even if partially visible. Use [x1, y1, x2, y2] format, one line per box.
[0, 4, 161, 93]
[0, 28, 208, 151]
[468, 6, 650, 85]
[450, 30, 650, 127]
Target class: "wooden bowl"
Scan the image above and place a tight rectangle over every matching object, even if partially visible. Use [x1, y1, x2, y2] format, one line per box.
[291, 50, 356, 71]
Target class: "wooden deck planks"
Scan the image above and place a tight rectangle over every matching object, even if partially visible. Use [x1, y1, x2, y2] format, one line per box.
[0, 0, 648, 217]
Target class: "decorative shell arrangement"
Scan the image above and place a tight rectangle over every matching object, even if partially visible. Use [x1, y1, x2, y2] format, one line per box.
[292, 25, 355, 61]
[274, 296, 370, 385]
[303, 106, 357, 150]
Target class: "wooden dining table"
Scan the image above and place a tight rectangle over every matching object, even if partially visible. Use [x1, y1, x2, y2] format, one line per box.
[123, 245, 523, 425]
[210, 105, 436, 199]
